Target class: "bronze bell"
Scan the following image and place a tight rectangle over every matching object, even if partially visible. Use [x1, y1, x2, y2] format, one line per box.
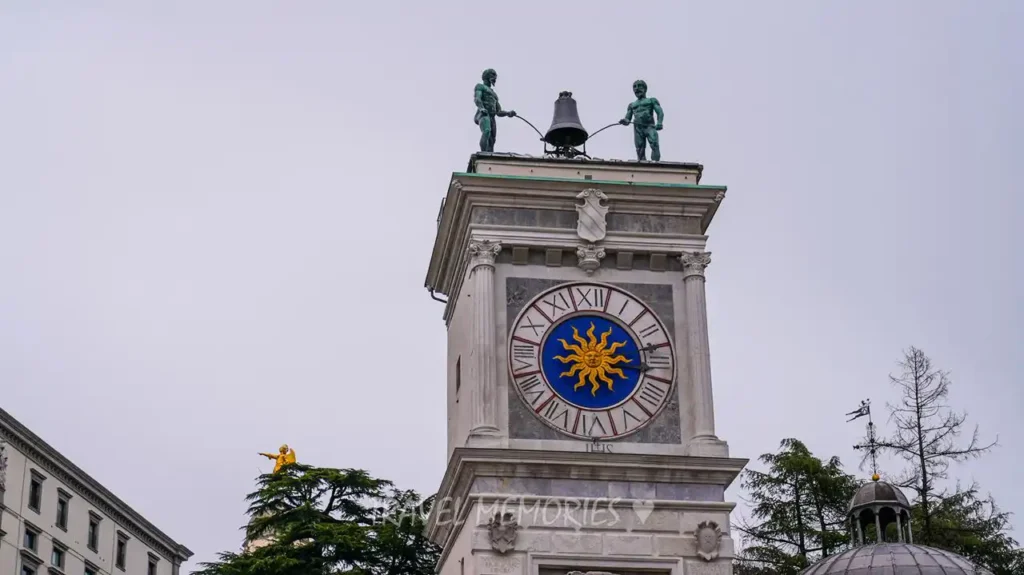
[543, 91, 589, 148]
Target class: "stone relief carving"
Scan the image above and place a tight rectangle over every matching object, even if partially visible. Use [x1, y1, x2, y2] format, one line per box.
[506, 285, 527, 307]
[486, 512, 519, 554]
[576, 243, 606, 275]
[694, 520, 723, 561]
[680, 251, 712, 279]
[575, 188, 609, 243]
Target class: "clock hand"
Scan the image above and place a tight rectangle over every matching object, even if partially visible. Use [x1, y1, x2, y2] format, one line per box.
[637, 343, 665, 354]
[619, 360, 653, 373]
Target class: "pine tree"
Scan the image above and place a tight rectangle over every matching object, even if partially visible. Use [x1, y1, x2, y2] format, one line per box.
[192, 463, 440, 575]
[735, 439, 859, 574]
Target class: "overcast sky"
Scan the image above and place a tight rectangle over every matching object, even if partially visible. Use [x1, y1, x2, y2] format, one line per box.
[2, 1, 1021, 570]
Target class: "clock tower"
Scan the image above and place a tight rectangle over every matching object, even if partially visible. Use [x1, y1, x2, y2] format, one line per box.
[424, 152, 747, 575]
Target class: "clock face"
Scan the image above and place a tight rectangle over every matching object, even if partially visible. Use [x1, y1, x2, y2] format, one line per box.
[507, 281, 676, 440]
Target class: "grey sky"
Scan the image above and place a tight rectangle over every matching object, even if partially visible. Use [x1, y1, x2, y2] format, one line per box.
[2, 1, 1021, 569]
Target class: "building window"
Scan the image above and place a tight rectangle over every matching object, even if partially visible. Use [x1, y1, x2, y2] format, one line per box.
[27, 472, 44, 512]
[51, 543, 66, 569]
[84, 562, 99, 575]
[148, 554, 159, 575]
[56, 489, 71, 530]
[115, 532, 128, 570]
[23, 525, 39, 551]
[20, 548, 41, 575]
[87, 513, 101, 551]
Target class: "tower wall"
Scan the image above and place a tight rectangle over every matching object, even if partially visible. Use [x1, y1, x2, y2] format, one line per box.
[425, 154, 745, 575]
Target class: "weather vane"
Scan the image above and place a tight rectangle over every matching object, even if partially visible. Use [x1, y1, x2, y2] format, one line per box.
[847, 399, 880, 480]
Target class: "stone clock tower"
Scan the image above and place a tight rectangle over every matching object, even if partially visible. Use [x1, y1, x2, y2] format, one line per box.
[423, 153, 747, 575]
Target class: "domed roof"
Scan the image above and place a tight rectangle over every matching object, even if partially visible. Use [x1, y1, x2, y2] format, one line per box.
[800, 543, 993, 575]
[849, 479, 911, 513]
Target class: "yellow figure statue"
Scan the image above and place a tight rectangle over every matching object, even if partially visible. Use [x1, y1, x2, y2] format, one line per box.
[258, 444, 296, 473]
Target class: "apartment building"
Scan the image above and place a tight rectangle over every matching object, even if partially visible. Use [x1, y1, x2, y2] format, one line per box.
[0, 408, 192, 575]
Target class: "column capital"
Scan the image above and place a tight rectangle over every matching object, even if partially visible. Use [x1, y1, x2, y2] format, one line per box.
[680, 251, 712, 279]
[468, 240, 502, 269]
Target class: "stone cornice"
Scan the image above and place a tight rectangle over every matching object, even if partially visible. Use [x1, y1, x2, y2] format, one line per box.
[425, 447, 747, 548]
[454, 172, 721, 191]
[466, 152, 706, 183]
[468, 225, 708, 254]
[0, 408, 193, 564]
[425, 172, 724, 323]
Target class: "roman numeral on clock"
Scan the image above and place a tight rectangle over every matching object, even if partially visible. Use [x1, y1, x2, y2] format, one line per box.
[516, 374, 546, 406]
[578, 412, 608, 438]
[540, 292, 570, 316]
[645, 353, 672, 369]
[574, 286, 605, 308]
[620, 403, 646, 431]
[637, 381, 669, 410]
[512, 344, 534, 359]
[638, 323, 660, 338]
[541, 400, 570, 429]
[518, 317, 546, 337]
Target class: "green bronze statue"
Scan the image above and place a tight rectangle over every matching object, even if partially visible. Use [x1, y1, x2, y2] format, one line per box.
[474, 69, 516, 153]
[619, 79, 664, 161]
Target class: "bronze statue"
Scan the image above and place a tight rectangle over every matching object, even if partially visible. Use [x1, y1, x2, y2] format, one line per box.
[619, 79, 664, 161]
[259, 444, 296, 473]
[474, 69, 516, 152]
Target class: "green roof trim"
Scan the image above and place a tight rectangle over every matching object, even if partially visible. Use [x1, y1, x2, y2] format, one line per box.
[451, 172, 726, 191]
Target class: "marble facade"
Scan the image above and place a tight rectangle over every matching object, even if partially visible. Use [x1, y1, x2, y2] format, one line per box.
[424, 153, 746, 575]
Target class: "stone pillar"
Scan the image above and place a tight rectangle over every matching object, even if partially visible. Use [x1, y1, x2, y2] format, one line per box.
[855, 517, 864, 546]
[895, 513, 904, 542]
[468, 240, 502, 437]
[874, 509, 882, 543]
[680, 251, 718, 441]
[906, 516, 913, 544]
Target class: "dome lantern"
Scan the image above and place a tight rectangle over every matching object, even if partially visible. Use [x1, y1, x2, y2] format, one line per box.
[798, 478, 994, 574]
[848, 476, 913, 545]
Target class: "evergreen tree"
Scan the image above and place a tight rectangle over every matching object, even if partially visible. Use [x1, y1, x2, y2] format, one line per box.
[192, 463, 440, 575]
[915, 484, 1024, 575]
[735, 439, 859, 575]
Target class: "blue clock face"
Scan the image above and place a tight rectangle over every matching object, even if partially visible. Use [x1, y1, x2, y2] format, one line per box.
[508, 281, 676, 440]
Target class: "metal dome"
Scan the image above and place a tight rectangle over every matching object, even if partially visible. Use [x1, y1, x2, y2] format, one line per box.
[849, 479, 911, 514]
[800, 543, 994, 575]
